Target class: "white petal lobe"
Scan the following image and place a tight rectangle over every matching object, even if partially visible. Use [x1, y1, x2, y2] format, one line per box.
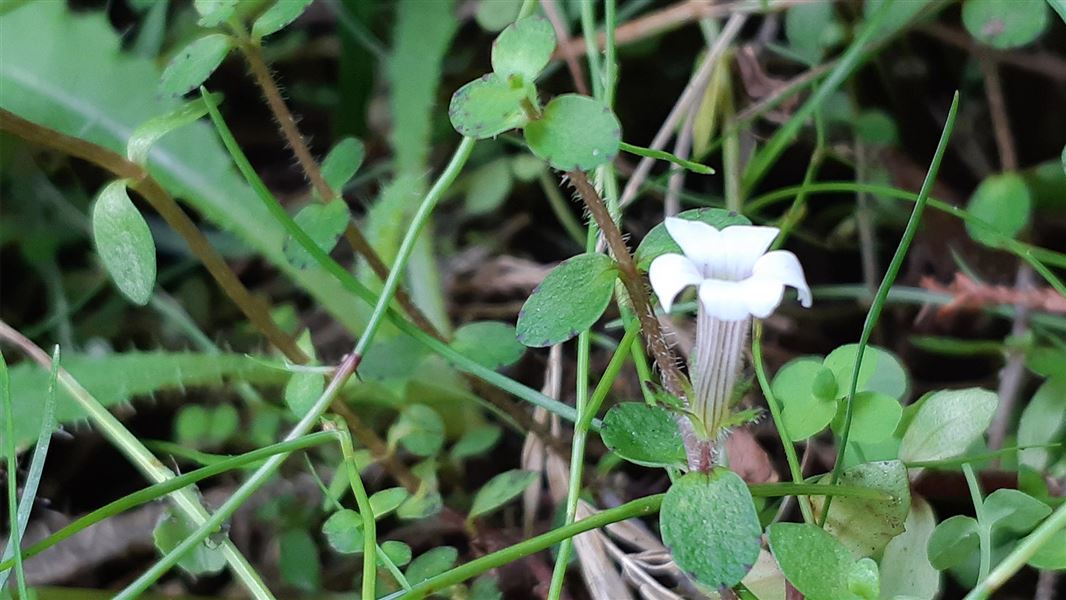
[717, 226, 780, 280]
[752, 250, 812, 307]
[648, 253, 702, 313]
[664, 218, 721, 274]
[697, 279, 753, 321]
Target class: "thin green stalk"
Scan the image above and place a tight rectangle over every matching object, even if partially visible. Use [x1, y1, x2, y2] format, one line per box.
[751, 322, 812, 523]
[580, 0, 604, 100]
[390, 494, 666, 600]
[113, 353, 361, 599]
[967, 500, 1066, 599]
[331, 419, 378, 599]
[741, 0, 895, 196]
[200, 91, 579, 423]
[0, 433, 335, 572]
[517, 0, 538, 19]
[0, 321, 273, 599]
[0, 347, 58, 591]
[963, 463, 992, 583]
[352, 136, 475, 358]
[821, 93, 960, 525]
[1, 352, 26, 598]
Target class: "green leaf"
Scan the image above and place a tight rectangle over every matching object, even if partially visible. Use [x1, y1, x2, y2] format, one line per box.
[983, 489, 1051, 533]
[965, 173, 1032, 247]
[847, 558, 880, 600]
[153, 511, 226, 575]
[601, 402, 686, 467]
[470, 575, 504, 600]
[855, 109, 899, 146]
[963, 0, 1049, 48]
[768, 523, 856, 600]
[450, 321, 525, 369]
[823, 344, 908, 400]
[812, 366, 839, 401]
[389, 404, 445, 457]
[898, 388, 998, 464]
[774, 358, 839, 441]
[524, 94, 621, 171]
[808, 460, 910, 557]
[635, 208, 751, 271]
[451, 424, 502, 460]
[833, 391, 902, 444]
[159, 33, 233, 96]
[398, 489, 443, 520]
[127, 95, 214, 165]
[280, 528, 320, 591]
[405, 546, 459, 585]
[252, 0, 313, 39]
[369, 487, 410, 518]
[284, 371, 324, 418]
[491, 16, 555, 83]
[879, 497, 941, 600]
[785, 2, 843, 63]
[1027, 530, 1066, 570]
[320, 136, 365, 193]
[448, 74, 529, 139]
[322, 509, 363, 554]
[194, 0, 236, 27]
[283, 200, 351, 269]
[516, 253, 618, 347]
[91, 180, 157, 305]
[660, 469, 761, 590]
[381, 540, 412, 567]
[475, 0, 522, 31]
[469, 469, 537, 520]
[464, 158, 514, 215]
[1018, 375, 1066, 471]
[206, 404, 239, 444]
[175, 405, 209, 445]
[927, 515, 980, 570]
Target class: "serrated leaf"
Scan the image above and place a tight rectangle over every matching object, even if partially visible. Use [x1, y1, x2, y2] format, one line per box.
[963, 0, 1049, 49]
[879, 497, 941, 600]
[491, 16, 555, 83]
[322, 509, 363, 554]
[635, 208, 751, 270]
[927, 515, 979, 570]
[898, 388, 998, 464]
[965, 173, 1032, 247]
[451, 424, 502, 460]
[127, 95, 216, 165]
[983, 489, 1051, 533]
[601, 402, 686, 467]
[153, 511, 226, 575]
[660, 469, 761, 590]
[469, 469, 537, 520]
[405, 546, 458, 585]
[524, 94, 621, 171]
[768, 523, 857, 600]
[283, 200, 351, 269]
[450, 321, 525, 369]
[91, 180, 157, 305]
[159, 33, 232, 96]
[320, 136, 364, 193]
[807, 460, 910, 557]
[516, 253, 618, 347]
[252, 0, 313, 39]
[194, 0, 236, 27]
[449, 74, 528, 139]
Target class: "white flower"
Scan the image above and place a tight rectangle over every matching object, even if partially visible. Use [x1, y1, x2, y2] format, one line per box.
[648, 218, 812, 321]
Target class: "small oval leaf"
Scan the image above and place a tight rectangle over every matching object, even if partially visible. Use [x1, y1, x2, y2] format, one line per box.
[284, 200, 351, 269]
[321, 136, 365, 194]
[92, 180, 157, 305]
[965, 172, 1032, 247]
[524, 94, 621, 172]
[449, 74, 529, 139]
[159, 34, 233, 96]
[898, 388, 998, 464]
[322, 509, 363, 554]
[450, 321, 526, 369]
[601, 403, 686, 467]
[768, 522, 856, 600]
[491, 16, 556, 83]
[194, 0, 237, 27]
[469, 469, 537, 520]
[252, 0, 314, 39]
[962, 0, 1049, 49]
[516, 253, 618, 347]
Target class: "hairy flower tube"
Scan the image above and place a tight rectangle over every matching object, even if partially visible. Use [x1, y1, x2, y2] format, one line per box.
[649, 218, 812, 440]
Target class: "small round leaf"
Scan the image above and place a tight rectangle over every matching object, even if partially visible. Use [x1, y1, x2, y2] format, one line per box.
[92, 180, 157, 305]
[449, 74, 529, 139]
[773, 358, 837, 441]
[322, 509, 364, 554]
[524, 94, 621, 171]
[389, 404, 446, 458]
[965, 172, 1032, 247]
[516, 253, 618, 347]
[154, 511, 226, 575]
[451, 321, 525, 369]
[252, 0, 313, 39]
[476, 0, 522, 31]
[284, 200, 351, 269]
[406, 547, 459, 585]
[834, 391, 902, 444]
[963, 0, 1048, 49]
[194, 0, 237, 27]
[768, 523, 856, 600]
[321, 137, 365, 194]
[491, 16, 556, 83]
[927, 515, 979, 570]
[601, 403, 686, 467]
[381, 540, 413, 567]
[660, 469, 762, 590]
[159, 34, 233, 96]
[469, 469, 538, 520]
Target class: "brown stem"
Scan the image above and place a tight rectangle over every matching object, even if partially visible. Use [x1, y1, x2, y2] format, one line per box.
[238, 41, 445, 340]
[979, 59, 1017, 172]
[0, 109, 306, 363]
[564, 170, 688, 397]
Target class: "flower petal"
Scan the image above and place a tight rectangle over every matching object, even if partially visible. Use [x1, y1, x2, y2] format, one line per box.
[752, 250, 812, 307]
[740, 278, 786, 318]
[664, 218, 722, 274]
[649, 253, 703, 313]
[698, 279, 756, 321]
[716, 226, 780, 280]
